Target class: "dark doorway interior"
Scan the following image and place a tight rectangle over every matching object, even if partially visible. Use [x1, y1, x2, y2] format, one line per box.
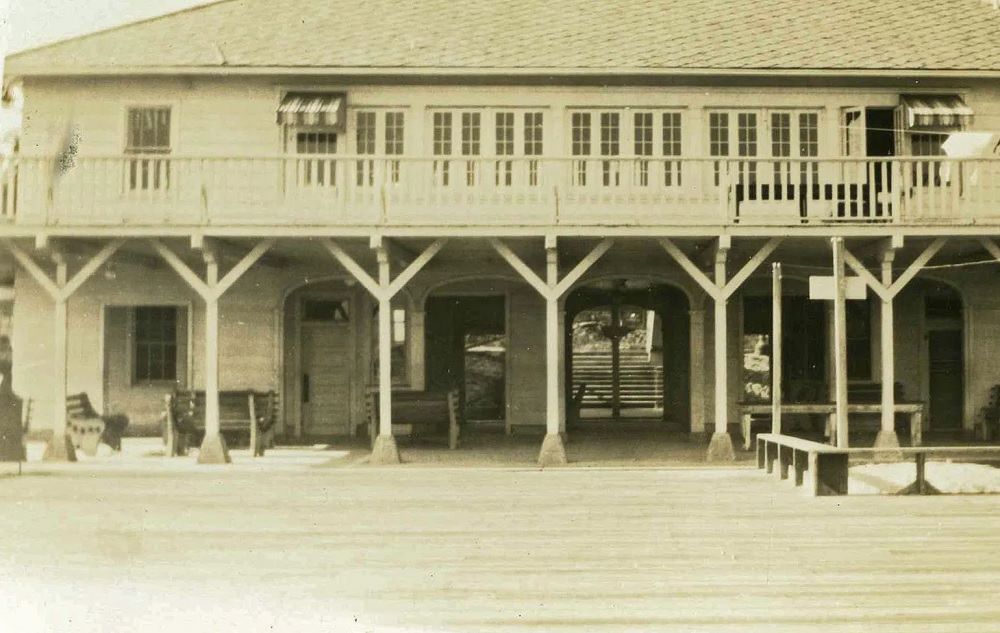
[925, 286, 964, 430]
[425, 295, 506, 421]
[742, 296, 827, 402]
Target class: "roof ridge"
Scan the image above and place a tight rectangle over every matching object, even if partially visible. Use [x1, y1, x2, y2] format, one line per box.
[8, 0, 238, 59]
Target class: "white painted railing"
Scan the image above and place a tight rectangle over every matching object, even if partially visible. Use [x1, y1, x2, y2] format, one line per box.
[2, 155, 999, 226]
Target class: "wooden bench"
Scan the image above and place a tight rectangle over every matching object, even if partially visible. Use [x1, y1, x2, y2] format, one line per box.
[364, 388, 462, 449]
[566, 383, 587, 429]
[164, 390, 278, 457]
[756, 433, 850, 496]
[975, 384, 1000, 441]
[758, 433, 1000, 496]
[66, 392, 129, 457]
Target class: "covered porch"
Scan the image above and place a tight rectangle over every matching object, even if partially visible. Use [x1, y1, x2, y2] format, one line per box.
[3, 231, 996, 466]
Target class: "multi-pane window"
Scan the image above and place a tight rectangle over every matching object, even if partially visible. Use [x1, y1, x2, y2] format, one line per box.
[294, 131, 338, 187]
[600, 113, 621, 186]
[524, 112, 543, 185]
[771, 112, 792, 186]
[385, 111, 405, 183]
[571, 112, 591, 186]
[634, 112, 653, 186]
[125, 107, 171, 191]
[911, 133, 946, 186]
[430, 109, 544, 188]
[356, 111, 377, 186]
[433, 112, 453, 186]
[461, 112, 482, 185]
[709, 112, 729, 186]
[133, 306, 178, 383]
[737, 112, 759, 184]
[662, 112, 682, 186]
[495, 112, 515, 186]
[799, 112, 819, 183]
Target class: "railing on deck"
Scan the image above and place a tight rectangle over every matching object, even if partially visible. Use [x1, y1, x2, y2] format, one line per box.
[1, 155, 999, 226]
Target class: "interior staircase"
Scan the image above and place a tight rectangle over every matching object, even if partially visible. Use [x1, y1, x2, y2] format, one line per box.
[572, 350, 664, 410]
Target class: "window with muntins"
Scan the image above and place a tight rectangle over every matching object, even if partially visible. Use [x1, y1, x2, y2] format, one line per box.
[430, 109, 545, 188]
[125, 107, 171, 192]
[294, 130, 338, 187]
[133, 306, 178, 383]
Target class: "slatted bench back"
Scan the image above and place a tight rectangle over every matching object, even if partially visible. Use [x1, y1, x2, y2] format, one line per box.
[66, 392, 99, 420]
[172, 390, 278, 432]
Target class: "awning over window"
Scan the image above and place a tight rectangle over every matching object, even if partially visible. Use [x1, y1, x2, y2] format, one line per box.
[277, 92, 345, 128]
[901, 94, 974, 129]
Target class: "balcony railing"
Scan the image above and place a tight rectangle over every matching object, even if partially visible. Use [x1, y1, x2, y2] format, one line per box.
[2, 154, 999, 227]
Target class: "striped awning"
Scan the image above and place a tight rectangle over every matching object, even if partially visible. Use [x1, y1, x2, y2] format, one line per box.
[901, 94, 974, 129]
[276, 92, 346, 128]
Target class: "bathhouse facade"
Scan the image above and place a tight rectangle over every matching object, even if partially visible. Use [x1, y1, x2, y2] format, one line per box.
[3, 0, 1000, 463]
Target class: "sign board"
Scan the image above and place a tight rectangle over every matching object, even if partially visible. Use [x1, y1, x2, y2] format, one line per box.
[809, 276, 867, 301]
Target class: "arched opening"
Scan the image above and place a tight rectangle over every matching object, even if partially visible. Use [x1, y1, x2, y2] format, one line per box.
[565, 279, 690, 429]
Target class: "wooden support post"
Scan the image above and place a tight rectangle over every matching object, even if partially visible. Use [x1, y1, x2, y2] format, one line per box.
[323, 237, 448, 465]
[831, 237, 849, 448]
[771, 263, 782, 435]
[875, 246, 902, 457]
[659, 236, 781, 460]
[708, 241, 735, 460]
[490, 237, 614, 466]
[149, 238, 274, 463]
[2, 238, 124, 462]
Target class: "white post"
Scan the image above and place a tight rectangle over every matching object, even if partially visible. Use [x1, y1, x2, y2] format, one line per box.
[44, 297, 73, 460]
[538, 242, 567, 466]
[875, 247, 901, 455]
[370, 246, 401, 464]
[771, 263, 782, 435]
[688, 308, 706, 438]
[707, 241, 735, 460]
[832, 237, 849, 448]
[197, 249, 227, 464]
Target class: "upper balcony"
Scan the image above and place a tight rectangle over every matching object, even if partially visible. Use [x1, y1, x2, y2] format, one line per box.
[2, 154, 999, 230]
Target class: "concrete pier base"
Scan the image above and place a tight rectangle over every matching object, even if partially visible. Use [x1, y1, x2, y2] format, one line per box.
[873, 429, 903, 462]
[370, 435, 401, 465]
[42, 434, 77, 462]
[196, 433, 231, 464]
[705, 432, 736, 462]
[538, 433, 567, 467]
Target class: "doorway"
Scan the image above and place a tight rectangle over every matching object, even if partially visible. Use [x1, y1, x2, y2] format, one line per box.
[299, 296, 353, 435]
[425, 295, 507, 421]
[924, 285, 964, 430]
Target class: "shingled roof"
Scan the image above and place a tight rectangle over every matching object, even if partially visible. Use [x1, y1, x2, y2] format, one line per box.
[8, 0, 1000, 76]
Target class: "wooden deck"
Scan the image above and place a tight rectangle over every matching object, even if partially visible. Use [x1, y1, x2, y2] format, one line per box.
[1, 463, 999, 632]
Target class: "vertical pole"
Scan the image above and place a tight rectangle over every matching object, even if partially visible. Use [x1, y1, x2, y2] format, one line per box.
[611, 301, 621, 419]
[545, 247, 560, 437]
[43, 257, 74, 461]
[197, 250, 228, 464]
[538, 243, 567, 466]
[707, 239, 735, 461]
[771, 263, 782, 435]
[377, 249, 392, 438]
[369, 245, 401, 465]
[880, 252, 895, 436]
[832, 237, 849, 448]
[876, 247, 901, 455]
[713, 248, 728, 437]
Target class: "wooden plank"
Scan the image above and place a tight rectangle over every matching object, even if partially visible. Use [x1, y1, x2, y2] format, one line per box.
[831, 237, 849, 448]
[771, 263, 782, 434]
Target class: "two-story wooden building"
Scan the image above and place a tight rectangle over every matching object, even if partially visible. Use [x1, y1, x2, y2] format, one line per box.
[3, 0, 1000, 465]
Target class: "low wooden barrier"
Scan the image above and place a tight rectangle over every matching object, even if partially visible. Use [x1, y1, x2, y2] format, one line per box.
[757, 432, 1000, 496]
[740, 402, 923, 450]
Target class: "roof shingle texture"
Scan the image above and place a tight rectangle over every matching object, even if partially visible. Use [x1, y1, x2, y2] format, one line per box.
[9, 0, 1000, 73]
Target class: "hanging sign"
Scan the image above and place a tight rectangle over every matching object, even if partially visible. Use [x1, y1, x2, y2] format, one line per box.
[808, 276, 867, 300]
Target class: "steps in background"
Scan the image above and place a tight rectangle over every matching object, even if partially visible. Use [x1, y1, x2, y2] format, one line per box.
[573, 350, 664, 409]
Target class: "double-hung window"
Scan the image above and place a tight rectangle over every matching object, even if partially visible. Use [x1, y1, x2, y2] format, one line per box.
[133, 306, 179, 383]
[353, 109, 407, 186]
[125, 107, 171, 192]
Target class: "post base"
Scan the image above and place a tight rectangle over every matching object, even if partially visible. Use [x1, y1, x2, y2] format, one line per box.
[538, 433, 567, 467]
[559, 431, 568, 445]
[370, 435, 401, 465]
[196, 433, 231, 464]
[873, 430, 903, 462]
[705, 432, 736, 462]
[42, 434, 77, 462]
